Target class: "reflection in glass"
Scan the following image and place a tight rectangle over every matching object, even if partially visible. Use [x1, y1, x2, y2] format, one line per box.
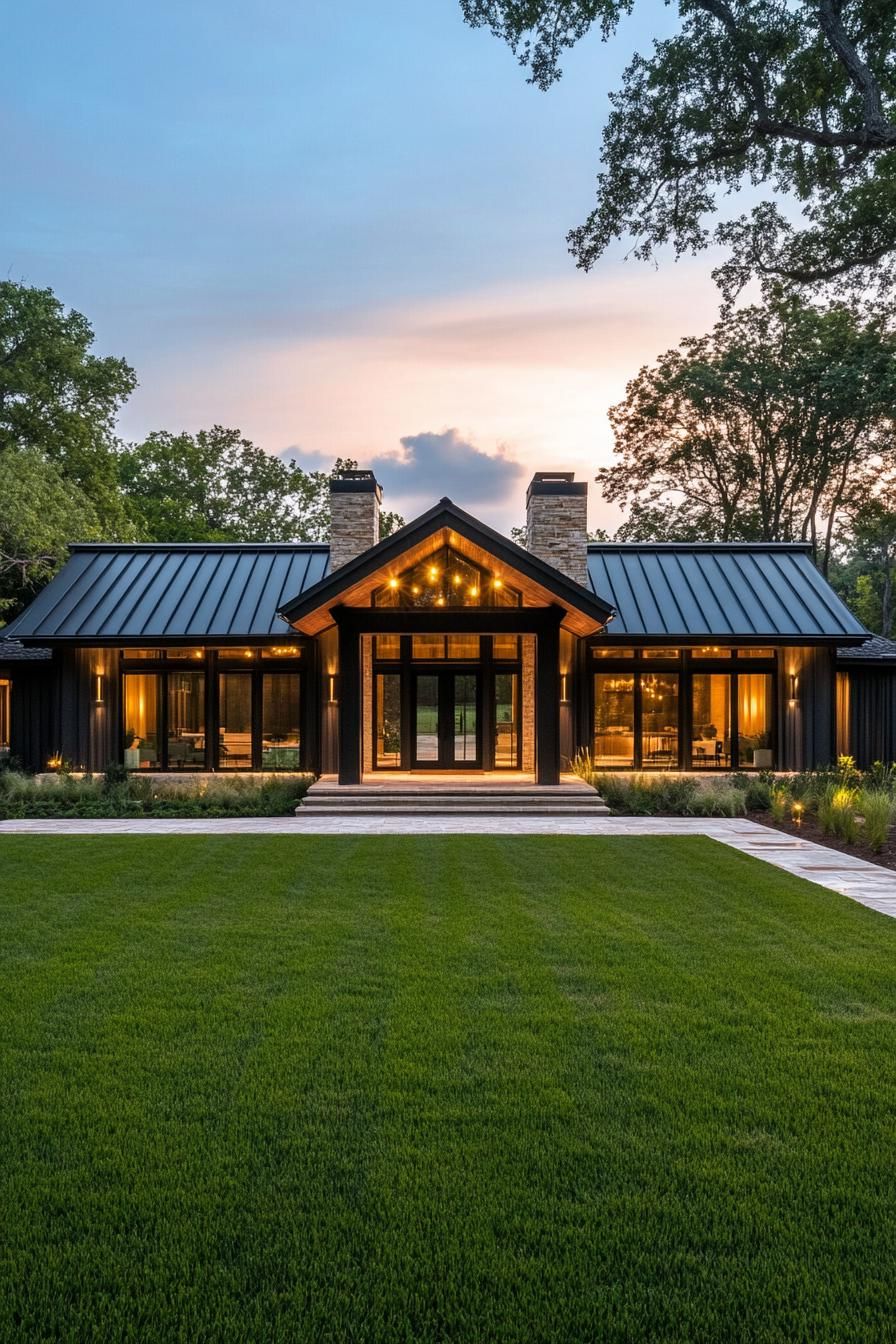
[412, 636, 445, 660]
[492, 635, 520, 660]
[453, 674, 477, 762]
[415, 675, 439, 761]
[641, 673, 679, 767]
[447, 635, 479, 660]
[594, 673, 635, 766]
[594, 647, 635, 659]
[218, 673, 252, 769]
[692, 646, 732, 660]
[692, 674, 731, 766]
[375, 635, 401, 660]
[494, 673, 518, 768]
[737, 673, 773, 766]
[167, 672, 205, 769]
[262, 674, 300, 769]
[737, 648, 775, 659]
[123, 673, 160, 769]
[376, 673, 402, 767]
[642, 648, 681, 661]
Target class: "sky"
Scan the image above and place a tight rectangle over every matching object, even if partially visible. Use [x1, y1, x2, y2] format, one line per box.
[5, 0, 726, 533]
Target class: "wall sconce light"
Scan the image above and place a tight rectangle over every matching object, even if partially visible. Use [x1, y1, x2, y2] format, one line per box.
[788, 672, 799, 706]
[94, 673, 105, 705]
[328, 674, 339, 704]
[560, 673, 569, 703]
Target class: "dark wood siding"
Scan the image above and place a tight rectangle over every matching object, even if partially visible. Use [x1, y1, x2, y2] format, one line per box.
[777, 646, 836, 770]
[7, 661, 59, 772]
[841, 667, 896, 767]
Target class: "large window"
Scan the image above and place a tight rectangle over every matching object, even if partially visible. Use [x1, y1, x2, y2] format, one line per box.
[123, 673, 161, 769]
[0, 678, 10, 756]
[262, 674, 300, 770]
[121, 650, 303, 771]
[641, 673, 679, 768]
[376, 673, 402, 767]
[592, 648, 776, 769]
[691, 674, 732, 767]
[373, 545, 521, 609]
[219, 673, 253, 768]
[494, 672, 519, 768]
[594, 674, 635, 767]
[167, 672, 205, 770]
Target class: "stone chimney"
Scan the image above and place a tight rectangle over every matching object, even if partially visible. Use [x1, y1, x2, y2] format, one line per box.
[329, 469, 382, 569]
[525, 472, 588, 585]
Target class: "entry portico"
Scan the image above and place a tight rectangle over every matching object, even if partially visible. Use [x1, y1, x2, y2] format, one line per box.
[279, 483, 613, 784]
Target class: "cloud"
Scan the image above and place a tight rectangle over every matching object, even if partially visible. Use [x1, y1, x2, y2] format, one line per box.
[285, 428, 529, 530]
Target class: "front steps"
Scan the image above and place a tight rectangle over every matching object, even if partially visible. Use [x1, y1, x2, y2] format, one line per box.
[297, 778, 609, 817]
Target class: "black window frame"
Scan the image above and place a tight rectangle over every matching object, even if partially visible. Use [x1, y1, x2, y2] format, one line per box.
[119, 647, 305, 771]
[589, 646, 778, 770]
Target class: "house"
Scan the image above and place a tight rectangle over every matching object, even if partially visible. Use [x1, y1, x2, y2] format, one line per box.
[1, 469, 892, 780]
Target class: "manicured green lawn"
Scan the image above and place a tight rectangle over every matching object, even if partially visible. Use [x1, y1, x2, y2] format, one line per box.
[2, 836, 895, 1343]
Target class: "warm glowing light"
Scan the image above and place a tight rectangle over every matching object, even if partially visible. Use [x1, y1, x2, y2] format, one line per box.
[436, 596, 445, 607]
[428, 567, 439, 581]
[452, 574, 461, 586]
[493, 578, 503, 589]
[244, 650, 253, 659]
[411, 585, 420, 595]
[388, 578, 399, 589]
[469, 587, 479, 598]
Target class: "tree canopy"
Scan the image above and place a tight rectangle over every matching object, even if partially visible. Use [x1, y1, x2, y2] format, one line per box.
[461, 0, 896, 297]
[600, 295, 896, 574]
[0, 281, 137, 530]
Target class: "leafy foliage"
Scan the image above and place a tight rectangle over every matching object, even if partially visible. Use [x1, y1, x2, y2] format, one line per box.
[461, 0, 896, 297]
[0, 450, 104, 616]
[600, 294, 896, 573]
[0, 281, 136, 528]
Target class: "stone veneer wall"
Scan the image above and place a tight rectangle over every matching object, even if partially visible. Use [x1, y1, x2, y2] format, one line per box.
[329, 487, 381, 570]
[522, 635, 535, 773]
[525, 478, 588, 586]
[362, 636, 373, 774]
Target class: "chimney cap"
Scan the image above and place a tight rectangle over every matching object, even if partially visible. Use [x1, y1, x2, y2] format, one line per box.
[527, 471, 587, 500]
[330, 468, 382, 500]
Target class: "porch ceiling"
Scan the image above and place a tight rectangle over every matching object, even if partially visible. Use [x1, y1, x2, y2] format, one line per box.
[279, 500, 613, 638]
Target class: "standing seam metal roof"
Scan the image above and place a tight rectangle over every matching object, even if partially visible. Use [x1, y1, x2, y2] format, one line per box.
[587, 544, 868, 640]
[3, 545, 331, 641]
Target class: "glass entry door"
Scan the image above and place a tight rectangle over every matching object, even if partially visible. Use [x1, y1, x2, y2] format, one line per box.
[413, 671, 481, 768]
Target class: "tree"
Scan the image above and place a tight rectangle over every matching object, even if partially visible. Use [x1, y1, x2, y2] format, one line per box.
[831, 490, 896, 636]
[120, 427, 302, 542]
[0, 281, 137, 528]
[461, 1, 896, 297]
[599, 295, 896, 574]
[0, 450, 103, 619]
[120, 437, 405, 544]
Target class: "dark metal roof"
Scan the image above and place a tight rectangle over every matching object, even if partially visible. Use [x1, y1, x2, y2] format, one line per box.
[4, 544, 330, 643]
[0, 637, 52, 662]
[587, 543, 869, 642]
[837, 634, 896, 662]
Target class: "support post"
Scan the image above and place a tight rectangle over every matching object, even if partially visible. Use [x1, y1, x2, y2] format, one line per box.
[536, 608, 562, 785]
[336, 614, 362, 784]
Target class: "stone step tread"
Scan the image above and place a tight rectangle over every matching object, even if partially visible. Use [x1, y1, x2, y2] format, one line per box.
[299, 803, 610, 815]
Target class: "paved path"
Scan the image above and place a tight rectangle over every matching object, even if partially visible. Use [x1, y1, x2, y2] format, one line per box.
[3, 815, 896, 921]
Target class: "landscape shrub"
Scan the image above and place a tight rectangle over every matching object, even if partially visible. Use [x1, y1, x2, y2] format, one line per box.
[0, 771, 312, 819]
[857, 789, 894, 852]
[769, 784, 791, 823]
[817, 784, 859, 845]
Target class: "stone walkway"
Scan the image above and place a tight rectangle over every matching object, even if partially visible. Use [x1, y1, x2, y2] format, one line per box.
[2, 815, 896, 921]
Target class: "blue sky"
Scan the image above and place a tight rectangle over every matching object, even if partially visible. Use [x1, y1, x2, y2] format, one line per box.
[5, 0, 725, 531]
